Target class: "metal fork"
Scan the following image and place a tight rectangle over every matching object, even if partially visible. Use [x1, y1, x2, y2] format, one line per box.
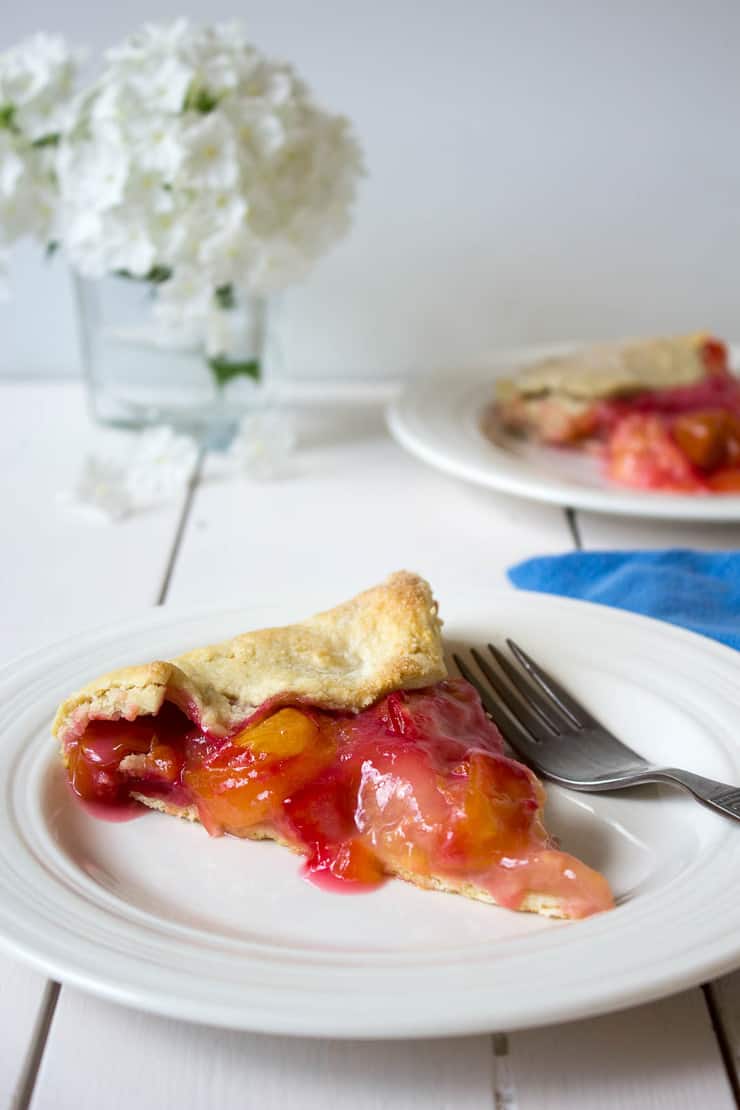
[454, 640, 740, 823]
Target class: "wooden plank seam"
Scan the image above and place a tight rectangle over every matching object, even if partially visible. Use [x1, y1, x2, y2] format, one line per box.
[17, 445, 205, 1110]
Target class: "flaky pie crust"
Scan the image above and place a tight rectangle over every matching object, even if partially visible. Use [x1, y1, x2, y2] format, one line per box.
[53, 571, 446, 744]
[496, 332, 712, 403]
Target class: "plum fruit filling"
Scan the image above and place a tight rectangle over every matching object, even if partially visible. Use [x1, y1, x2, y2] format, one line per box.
[64, 678, 614, 917]
[597, 351, 740, 492]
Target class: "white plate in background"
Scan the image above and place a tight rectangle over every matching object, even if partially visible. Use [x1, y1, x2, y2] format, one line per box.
[387, 345, 740, 520]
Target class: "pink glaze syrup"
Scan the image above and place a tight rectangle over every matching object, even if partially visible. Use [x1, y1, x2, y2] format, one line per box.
[69, 786, 144, 822]
[63, 680, 614, 917]
[301, 863, 385, 895]
[597, 369, 740, 430]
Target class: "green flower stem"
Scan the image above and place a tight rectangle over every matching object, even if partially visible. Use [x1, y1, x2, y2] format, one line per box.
[183, 83, 219, 113]
[31, 132, 60, 148]
[214, 283, 236, 309]
[114, 265, 172, 284]
[208, 355, 261, 388]
[0, 104, 17, 131]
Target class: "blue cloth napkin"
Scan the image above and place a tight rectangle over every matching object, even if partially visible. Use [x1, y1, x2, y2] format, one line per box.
[508, 549, 740, 652]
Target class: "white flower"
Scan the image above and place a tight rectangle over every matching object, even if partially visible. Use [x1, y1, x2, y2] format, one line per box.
[54, 18, 363, 320]
[0, 33, 80, 140]
[228, 409, 296, 480]
[189, 192, 248, 282]
[125, 426, 198, 506]
[128, 115, 185, 177]
[108, 219, 158, 277]
[105, 21, 193, 113]
[57, 134, 130, 211]
[59, 457, 132, 522]
[59, 426, 198, 522]
[0, 133, 25, 197]
[1, 19, 364, 313]
[0, 132, 56, 242]
[58, 204, 157, 279]
[0, 32, 81, 251]
[136, 54, 193, 114]
[178, 113, 239, 190]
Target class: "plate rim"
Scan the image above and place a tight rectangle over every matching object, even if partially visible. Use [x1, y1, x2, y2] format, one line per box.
[2, 592, 740, 1037]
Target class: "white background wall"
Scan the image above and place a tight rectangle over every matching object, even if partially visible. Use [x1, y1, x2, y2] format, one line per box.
[2, 0, 739, 380]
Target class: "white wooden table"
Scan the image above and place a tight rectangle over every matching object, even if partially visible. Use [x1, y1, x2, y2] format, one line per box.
[3, 381, 740, 1110]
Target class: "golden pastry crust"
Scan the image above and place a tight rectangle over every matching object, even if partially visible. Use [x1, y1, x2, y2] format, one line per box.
[53, 571, 446, 743]
[496, 332, 711, 403]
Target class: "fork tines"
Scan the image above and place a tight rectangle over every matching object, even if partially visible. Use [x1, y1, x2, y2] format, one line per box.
[452, 640, 594, 752]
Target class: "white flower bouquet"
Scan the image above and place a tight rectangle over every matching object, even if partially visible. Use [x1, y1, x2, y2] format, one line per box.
[0, 33, 79, 268]
[0, 21, 362, 420]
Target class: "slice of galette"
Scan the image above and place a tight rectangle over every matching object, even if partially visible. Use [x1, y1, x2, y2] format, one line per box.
[53, 571, 614, 919]
[493, 333, 740, 493]
[494, 333, 731, 446]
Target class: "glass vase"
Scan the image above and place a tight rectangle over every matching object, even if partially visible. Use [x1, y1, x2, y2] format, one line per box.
[73, 272, 274, 447]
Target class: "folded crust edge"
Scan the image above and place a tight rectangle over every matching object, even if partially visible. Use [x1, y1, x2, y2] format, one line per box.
[53, 570, 446, 744]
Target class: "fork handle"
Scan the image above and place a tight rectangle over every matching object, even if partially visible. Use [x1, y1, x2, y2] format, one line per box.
[647, 767, 740, 823]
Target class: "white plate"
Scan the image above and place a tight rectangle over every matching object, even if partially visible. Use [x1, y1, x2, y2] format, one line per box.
[387, 346, 740, 519]
[1, 591, 740, 1038]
